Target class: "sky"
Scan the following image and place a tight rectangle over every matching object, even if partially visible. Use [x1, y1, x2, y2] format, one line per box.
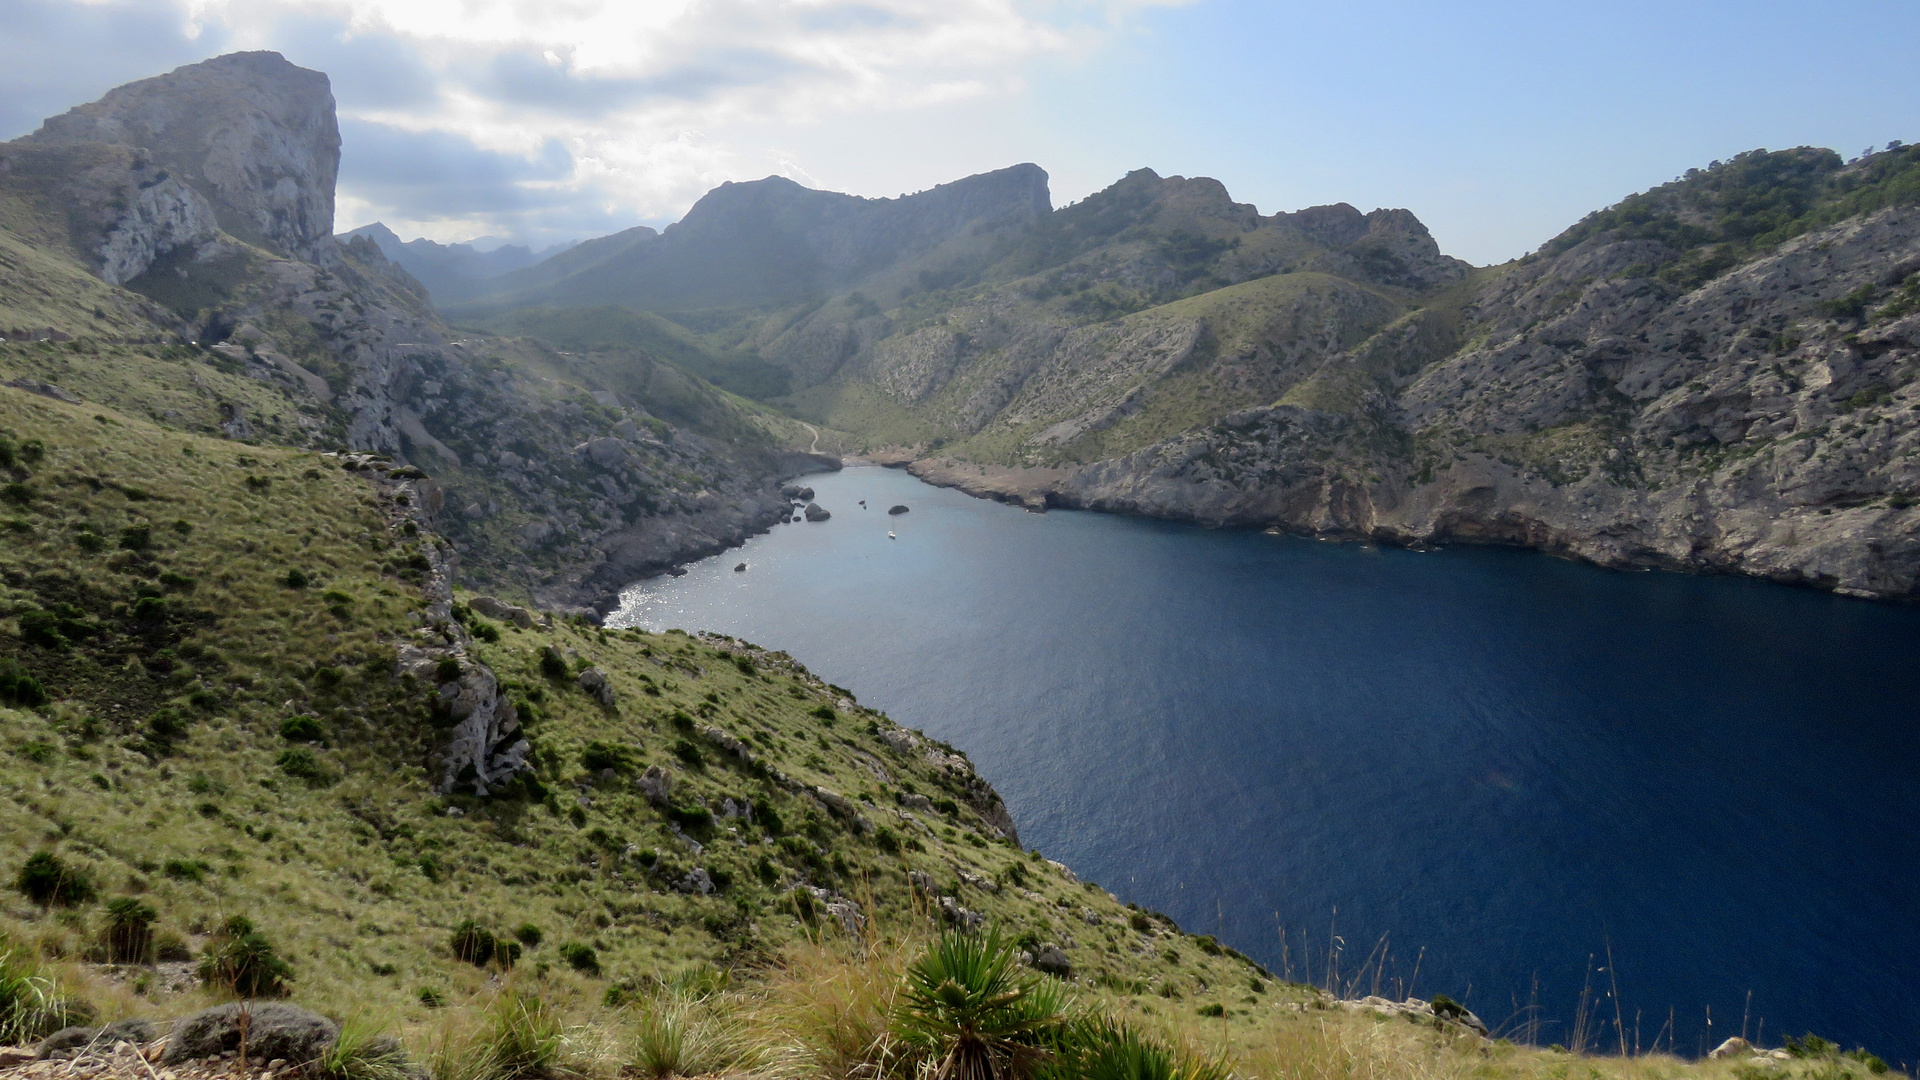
[2, 0, 1916, 265]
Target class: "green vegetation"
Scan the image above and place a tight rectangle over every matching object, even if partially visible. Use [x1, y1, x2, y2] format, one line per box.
[1545, 145, 1920, 289]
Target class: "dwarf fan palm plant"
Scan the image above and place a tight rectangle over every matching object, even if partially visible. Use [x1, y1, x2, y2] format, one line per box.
[894, 929, 1066, 1080]
[1044, 1020, 1230, 1080]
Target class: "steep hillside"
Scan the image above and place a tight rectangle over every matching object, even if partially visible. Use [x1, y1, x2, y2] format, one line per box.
[0, 378, 1283, 1034]
[0, 52, 828, 614]
[957, 146, 1920, 599]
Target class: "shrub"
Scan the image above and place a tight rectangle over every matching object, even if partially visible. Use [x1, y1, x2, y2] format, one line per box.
[812, 705, 836, 721]
[1195, 1003, 1224, 1018]
[558, 942, 600, 975]
[0, 660, 48, 708]
[472, 621, 500, 643]
[0, 483, 33, 506]
[512, 923, 543, 947]
[893, 928, 1066, 1080]
[417, 987, 446, 1008]
[197, 915, 292, 997]
[313, 666, 345, 688]
[131, 596, 166, 622]
[436, 657, 463, 683]
[450, 919, 521, 968]
[580, 740, 632, 773]
[102, 896, 157, 963]
[277, 747, 331, 784]
[672, 740, 706, 769]
[118, 525, 151, 551]
[17, 852, 94, 907]
[74, 531, 105, 552]
[539, 647, 569, 679]
[163, 859, 210, 882]
[280, 715, 326, 743]
[284, 568, 310, 588]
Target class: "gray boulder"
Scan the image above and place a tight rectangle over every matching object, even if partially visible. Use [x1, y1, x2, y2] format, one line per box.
[803, 502, 830, 522]
[162, 1002, 338, 1065]
[1031, 944, 1072, 977]
[469, 595, 534, 629]
[576, 667, 616, 708]
[36, 1020, 157, 1059]
[780, 484, 815, 500]
[636, 764, 673, 805]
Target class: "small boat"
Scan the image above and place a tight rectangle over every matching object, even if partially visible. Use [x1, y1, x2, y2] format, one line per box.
[887, 531, 896, 539]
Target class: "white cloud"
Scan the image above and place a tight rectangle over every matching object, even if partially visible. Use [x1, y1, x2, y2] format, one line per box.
[141, 0, 1180, 244]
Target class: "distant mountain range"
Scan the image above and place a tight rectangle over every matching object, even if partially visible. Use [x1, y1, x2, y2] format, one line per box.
[337, 221, 577, 305]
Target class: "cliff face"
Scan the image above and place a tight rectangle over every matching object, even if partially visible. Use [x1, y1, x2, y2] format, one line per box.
[24, 51, 340, 261]
[904, 148, 1920, 599]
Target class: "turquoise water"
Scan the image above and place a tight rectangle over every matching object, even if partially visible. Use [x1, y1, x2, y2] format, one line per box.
[609, 465, 1920, 1064]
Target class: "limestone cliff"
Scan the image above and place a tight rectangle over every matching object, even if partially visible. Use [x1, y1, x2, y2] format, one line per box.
[24, 51, 339, 260]
[899, 148, 1920, 599]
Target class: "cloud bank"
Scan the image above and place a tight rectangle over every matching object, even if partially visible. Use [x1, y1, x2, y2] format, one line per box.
[2, 0, 1170, 245]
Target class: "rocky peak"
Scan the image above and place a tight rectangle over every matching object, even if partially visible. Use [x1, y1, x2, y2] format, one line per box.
[23, 51, 339, 260]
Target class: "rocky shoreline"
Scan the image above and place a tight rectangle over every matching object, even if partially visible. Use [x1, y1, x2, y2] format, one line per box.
[875, 444, 1920, 602]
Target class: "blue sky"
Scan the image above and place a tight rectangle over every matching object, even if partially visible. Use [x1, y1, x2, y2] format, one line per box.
[2, 0, 1915, 263]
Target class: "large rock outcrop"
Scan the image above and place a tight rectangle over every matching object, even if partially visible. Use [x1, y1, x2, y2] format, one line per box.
[24, 51, 339, 260]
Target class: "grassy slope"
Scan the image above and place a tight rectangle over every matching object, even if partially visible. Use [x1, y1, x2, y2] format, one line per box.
[0, 381, 1284, 1028]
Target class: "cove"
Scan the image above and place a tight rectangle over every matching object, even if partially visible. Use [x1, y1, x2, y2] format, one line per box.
[607, 465, 1920, 1064]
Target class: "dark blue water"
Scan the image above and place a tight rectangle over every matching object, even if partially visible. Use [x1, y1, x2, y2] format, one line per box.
[608, 466, 1920, 1064]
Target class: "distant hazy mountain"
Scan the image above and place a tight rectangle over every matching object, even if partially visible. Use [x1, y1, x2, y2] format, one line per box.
[462, 164, 1053, 313]
[338, 221, 577, 305]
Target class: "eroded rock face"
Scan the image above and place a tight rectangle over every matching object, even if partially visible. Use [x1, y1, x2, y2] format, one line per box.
[902, 189, 1920, 601]
[26, 51, 340, 259]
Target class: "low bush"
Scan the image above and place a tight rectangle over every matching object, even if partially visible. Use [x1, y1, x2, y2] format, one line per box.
[558, 942, 600, 975]
[0, 660, 48, 707]
[16, 852, 94, 907]
[280, 715, 326, 743]
[450, 919, 521, 969]
[197, 915, 292, 997]
[277, 747, 332, 784]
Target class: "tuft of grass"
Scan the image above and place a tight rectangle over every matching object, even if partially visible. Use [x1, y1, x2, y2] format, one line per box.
[624, 992, 755, 1080]
[0, 945, 89, 1043]
[320, 1012, 418, 1080]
